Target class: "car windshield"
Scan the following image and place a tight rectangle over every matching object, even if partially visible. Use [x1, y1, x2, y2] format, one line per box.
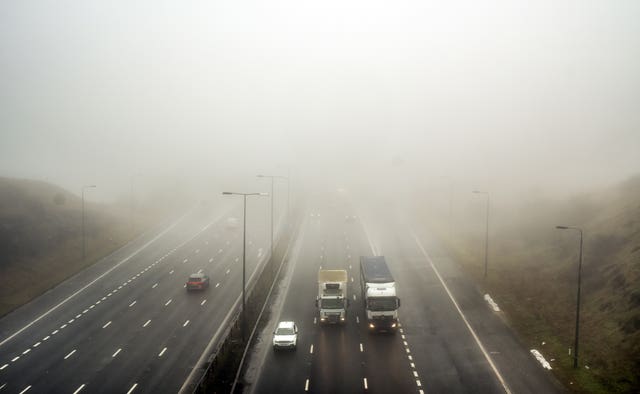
[189, 276, 202, 281]
[368, 297, 397, 311]
[275, 327, 295, 335]
[320, 298, 344, 309]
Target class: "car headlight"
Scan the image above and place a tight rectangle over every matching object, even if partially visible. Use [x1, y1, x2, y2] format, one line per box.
[320, 317, 326, 321]
[391, 323, 396, 328]
[369, 323, 375, 329]
[340, 317, 345, 321]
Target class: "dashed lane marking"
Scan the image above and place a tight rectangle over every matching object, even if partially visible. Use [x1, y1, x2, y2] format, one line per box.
[102, 321, 112, 329]
[152, 283, 158, 289]
[158, 347, 167, 357]
[129, 301, 137, 307]
[18, 386, 31, 394]
[126, 383, 138, 394]
[143, 320, 151, 328]
[112, 348, 122, 357]
[304, 379, 309, 391]
[72, 384, 85, 394]
[201, 299, 207, 306]
[183, 320, 190, 327]
[364, 378, 368, 390]
[309, 345, 314, 354]
[164, 299, 172, 306]
[64, 349, 76, 360]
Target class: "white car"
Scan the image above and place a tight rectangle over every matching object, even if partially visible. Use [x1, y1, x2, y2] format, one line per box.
[272, 321, 298, 350]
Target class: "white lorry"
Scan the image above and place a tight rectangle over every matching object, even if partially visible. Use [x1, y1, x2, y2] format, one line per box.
[316, 269, 348, 324]
[360, 256, 400, 332]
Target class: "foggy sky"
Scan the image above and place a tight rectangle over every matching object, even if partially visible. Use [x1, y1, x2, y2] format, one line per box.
[1, 0, 639, 202]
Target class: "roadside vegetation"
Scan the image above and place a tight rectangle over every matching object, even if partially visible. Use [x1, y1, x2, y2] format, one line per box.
[418, 175, 640, 393]
[0, 177, 168, 317]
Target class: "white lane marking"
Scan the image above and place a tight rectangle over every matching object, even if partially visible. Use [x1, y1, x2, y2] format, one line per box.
[405, 348, 411, 354]
[11, 356, 19, 362]
[304, 379, 309, 391]
[209, 258, 214, 263]
[183, 259, 188, 263]
[51, 330, 59, 335]
[118, 285, 123, 289]
[107, 293, 112, 297]
[76, 314, 82, 318]
[201, 299, 207, 306]
[60, 324, 67, 329]
[169, 270, 174, 275]
[183, 320, 190, 327]
[0, 211, 189, 352]
[127, 280, 132, 283]
[401, 334, 406, 339]
[411, 362, 415, 368]
[403, 341, 408, 346]
[408, 355, 413, 361]
[0, 363, 7, 370]
[42, 336, 50, 341]
[126, 383, 138, 394]
[152, 283, 158, 289]
[68, 319, 75, 324]
[353, 294, 356, 301]
[413, 371, 419, 378]
[215, 283, 220, 288]
[309, 344, 314, 354]
[197, 269, 203, 274]
[195, 249, 200, 253]
[112, 348, 122, 357]
[165, 299, 172, 306]
[143, 320, 151, 327]
[33, 342, 41, 348]
[413, 233, 512, 394]
[313, 317, 317, 324]
[64, 349, 76, 359]
[22, 349, 30, 355]
[101, 297, 106, 301]
[349, 265, 352, 269]
[364, 378, 368, 389]
[351, 277, 354, 283]
[158, 347, 167, 357]
[218, 249, 223, 254]
[102, 321, 112, 329]
[356, 316, 360, 324]
[0, 383, 5, 389]
[18, 386, 31, 394]
[89, 305, 95, 309]
[72, 384, 86, 394]
[235, 257, 239, 263]
[359, 343, 363, 352]
[225, 269, 230, 275]
[417, 380, 422, 387]
[129, 301, 137, 307]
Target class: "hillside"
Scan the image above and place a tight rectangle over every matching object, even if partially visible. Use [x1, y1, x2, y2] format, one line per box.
[419, 176, 640, 393]
[0, 178, 136, 317]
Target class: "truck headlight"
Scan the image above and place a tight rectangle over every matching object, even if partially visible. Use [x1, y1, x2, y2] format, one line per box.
[340, 317, 345, 321]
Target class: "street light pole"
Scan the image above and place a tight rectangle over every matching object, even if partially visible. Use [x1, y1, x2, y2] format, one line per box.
[82, 184, 96, 262]
[222, 191, 268, 344]
[472, 190, 490, 279]
[556, 225, 584, 369]
[257, 174, 289, 256]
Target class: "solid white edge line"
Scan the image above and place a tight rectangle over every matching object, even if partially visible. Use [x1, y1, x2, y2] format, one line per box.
[0, 212, 191, 348]
[412, 231, 512, 394]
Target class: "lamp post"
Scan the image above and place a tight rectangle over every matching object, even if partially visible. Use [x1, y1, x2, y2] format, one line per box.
[82, 184, 97, 261]
[222, 191, 268, 344]
[555, 225, 584, 369]
[257, 174, 289, 256]
[472, 190, 490, 279]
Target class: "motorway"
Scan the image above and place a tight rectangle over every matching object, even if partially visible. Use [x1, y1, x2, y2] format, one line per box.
[0, 202, 271, 394]
[245, 198, 565, 394]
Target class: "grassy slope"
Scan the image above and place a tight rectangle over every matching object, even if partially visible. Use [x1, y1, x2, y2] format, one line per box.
[418, 176, 640, 393]
[0, 178, 143, 317]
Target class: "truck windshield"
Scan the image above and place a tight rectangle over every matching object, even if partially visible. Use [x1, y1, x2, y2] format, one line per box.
[320, 298, 344, 309]
[368, 297, 397, 311]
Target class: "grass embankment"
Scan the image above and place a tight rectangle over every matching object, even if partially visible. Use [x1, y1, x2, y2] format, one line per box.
[0, 177, 157, 317]
[419, 176, 640, 393]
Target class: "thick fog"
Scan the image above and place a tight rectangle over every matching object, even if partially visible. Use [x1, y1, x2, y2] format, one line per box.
[1, 0, 639, 203]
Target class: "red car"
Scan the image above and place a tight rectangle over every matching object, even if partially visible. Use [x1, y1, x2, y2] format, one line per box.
[186, 273, 210, 291]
